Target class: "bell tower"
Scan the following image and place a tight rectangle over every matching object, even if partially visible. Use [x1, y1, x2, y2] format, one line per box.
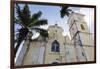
[68, 13, 94, 62]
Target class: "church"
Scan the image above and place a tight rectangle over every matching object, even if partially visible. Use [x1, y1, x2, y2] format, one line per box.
[15, 12, 94, 65]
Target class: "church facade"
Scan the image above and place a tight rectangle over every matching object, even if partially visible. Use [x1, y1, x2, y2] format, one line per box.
[15, 13, 94, 65]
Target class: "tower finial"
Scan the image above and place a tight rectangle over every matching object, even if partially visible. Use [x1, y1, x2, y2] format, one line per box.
[55, 21, 58, 26]
[55, 24, 58, 26]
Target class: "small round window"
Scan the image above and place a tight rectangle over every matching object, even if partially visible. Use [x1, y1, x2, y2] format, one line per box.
[81, 24, 85, 30]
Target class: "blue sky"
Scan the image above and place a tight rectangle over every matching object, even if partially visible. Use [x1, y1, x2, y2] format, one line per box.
[15, 4, 94, 37]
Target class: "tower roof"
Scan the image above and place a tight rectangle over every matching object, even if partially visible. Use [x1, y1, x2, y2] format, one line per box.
[67, 12, 85, 23]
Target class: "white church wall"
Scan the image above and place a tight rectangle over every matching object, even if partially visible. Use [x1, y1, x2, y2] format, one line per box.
[65, 44, 77, 62]
[75, 45, 86, 61]
[22, 42, 40, 65]
[37, 45, 45, 64]
[79, 33, 94, 46]
[22, 41, 45, 65]
[83, 46, 94, 61]
[31, 46, 40, 64]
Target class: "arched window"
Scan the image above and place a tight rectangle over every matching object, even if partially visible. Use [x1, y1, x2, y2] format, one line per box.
[51, 40, 60, 52]
[81, 24, 85, 30]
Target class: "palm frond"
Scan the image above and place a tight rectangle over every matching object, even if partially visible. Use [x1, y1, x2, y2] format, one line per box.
[14, 17, 24, 27]
[14, 17, 21, 24]
[16, 4, 31, 27]
[22, 4, 31, 26]
[29, 11, 42, 25]
[16, 4, 23, 23]
[28, 19, 48, 27]
[60, 6, 73, 18]
[31, 27, 48, 37]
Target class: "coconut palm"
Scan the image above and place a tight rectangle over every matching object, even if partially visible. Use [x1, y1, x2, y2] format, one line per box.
[60, 6, 73, 18]
[14, 4, 48, 56]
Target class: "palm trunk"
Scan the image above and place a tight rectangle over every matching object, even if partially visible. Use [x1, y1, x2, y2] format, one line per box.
[14, 28, 29, 57]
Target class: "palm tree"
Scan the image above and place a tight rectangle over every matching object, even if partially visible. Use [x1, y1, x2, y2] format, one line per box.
[60, 6, 73, 18]
[14, 4, 48, 56]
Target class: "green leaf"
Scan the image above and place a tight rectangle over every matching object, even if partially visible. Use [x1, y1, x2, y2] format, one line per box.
[28, 19, 48, 27]
[29, 11, 42, 25]
[60, 6, 73, 18]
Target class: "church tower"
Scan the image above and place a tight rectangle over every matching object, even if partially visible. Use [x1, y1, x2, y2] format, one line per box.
[68, 13, 94, 62]
[44, 24, 66, 64]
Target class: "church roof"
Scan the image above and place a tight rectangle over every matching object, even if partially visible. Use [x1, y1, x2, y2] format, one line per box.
[47, 24, 63, 32]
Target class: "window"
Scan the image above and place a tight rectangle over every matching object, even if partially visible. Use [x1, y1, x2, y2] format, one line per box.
[55, 30, 57, 32]
[82, 52, 84, 56]
[81, 24, 85, 30]
[52, 62, 59, 64]
[51, 40, 60, 52]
